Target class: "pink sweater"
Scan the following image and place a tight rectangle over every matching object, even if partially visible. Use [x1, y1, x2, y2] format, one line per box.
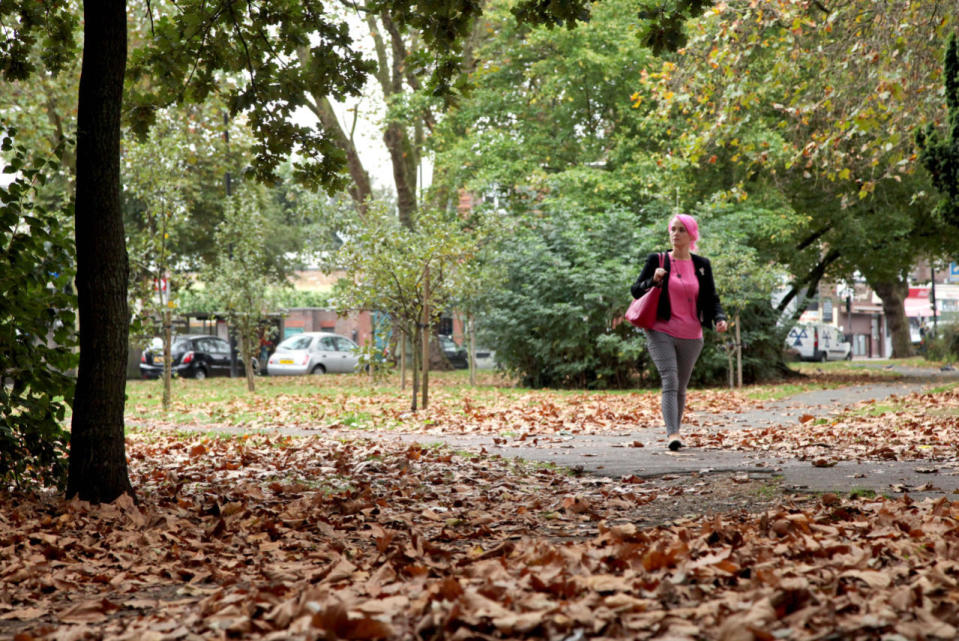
[651, 258, 702, 339]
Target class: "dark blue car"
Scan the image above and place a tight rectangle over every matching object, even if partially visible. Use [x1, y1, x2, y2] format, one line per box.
[139, 335, 256, 379]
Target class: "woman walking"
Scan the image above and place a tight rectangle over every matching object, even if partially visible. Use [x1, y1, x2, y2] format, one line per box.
[631, 214, 728, 450]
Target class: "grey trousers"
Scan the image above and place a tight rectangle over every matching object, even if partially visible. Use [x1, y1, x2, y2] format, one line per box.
[645, 330, 704, 436]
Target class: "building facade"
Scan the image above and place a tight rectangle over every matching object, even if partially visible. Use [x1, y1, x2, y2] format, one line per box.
[795, 261, 959, 358]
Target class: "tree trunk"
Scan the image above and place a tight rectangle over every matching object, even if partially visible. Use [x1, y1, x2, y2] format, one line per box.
[871, 279, 914, 358]
[400, 331, 407, 391]
[384, 122, 418, 228]
[239, 328, 256, 392]
[421, 266, 430, 410]
[411, 325, 420, 411]
[162, 309, 172, 410]
[369, 10, 419, 229]
[307, 91, 373, 215]
[67, 0, 135, 503]
[468, 314, 476, 386]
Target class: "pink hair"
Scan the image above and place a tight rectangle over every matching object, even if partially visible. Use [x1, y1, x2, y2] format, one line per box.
[669, 214, 699, 251]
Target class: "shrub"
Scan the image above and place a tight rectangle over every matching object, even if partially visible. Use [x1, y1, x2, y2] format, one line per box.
[480, 207, 648, 389]
[924, 324, 959, 362]
[0, 130, 77, 489]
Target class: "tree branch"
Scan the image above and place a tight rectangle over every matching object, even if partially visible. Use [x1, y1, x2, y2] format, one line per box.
[795, 224, 833, 252]
[225, 1, 259, 99]
[776, 248, 841, 314]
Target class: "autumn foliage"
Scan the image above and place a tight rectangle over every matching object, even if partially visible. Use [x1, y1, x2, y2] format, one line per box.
[4, 371, 959, 639]
[4, 430, 959, 640]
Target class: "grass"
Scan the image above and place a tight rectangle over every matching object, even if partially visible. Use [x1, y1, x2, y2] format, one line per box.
[927, 381, 959, 395]
[738, 357, 955, 402]
[753, 480, 783, 500]
[845, 403, 899, 418]
[789, 361, 900, 377]
[790, 356, 954, 375]
[736, 357, 958, 403]
[743, 381, 848, 402]
[121, 367, 823, 416]
[120, 357, 956, 434]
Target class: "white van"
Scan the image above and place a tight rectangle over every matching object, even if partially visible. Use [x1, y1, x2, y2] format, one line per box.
[785, 323, 852, 362]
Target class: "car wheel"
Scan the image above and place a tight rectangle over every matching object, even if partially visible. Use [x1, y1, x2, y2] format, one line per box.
[194, 367, 208, 380]
[845, 351, 852, 361]
[817, 351, 827, 363]
[310, 364, 326, 375]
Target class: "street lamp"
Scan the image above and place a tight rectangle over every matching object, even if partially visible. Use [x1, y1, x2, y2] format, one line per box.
[837, 283, 854, 335]
[930, 263, 939, 338]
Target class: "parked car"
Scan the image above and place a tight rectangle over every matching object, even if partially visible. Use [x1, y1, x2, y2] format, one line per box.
[140, 335, 256, 379]
[438, 335, 468, 369]
[266, 332, 360, 375]
[473, 346, 497, 370]
[785, 323, 852, 362]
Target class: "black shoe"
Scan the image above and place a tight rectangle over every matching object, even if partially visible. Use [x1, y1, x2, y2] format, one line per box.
[668, 437, 683, 451]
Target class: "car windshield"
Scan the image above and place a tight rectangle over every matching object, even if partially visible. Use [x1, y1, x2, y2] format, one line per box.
[334, 337, 357, 352]
[318, 336, 339, 351]
[278, 335, 313, 351]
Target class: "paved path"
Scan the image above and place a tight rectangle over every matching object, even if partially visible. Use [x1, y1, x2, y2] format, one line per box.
[381, 365, 959, 499]
[177, 364, 959, 498]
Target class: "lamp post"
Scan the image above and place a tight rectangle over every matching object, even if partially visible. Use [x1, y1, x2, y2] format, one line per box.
[931, 263, 939, 338]
[837, 283, 854, 349]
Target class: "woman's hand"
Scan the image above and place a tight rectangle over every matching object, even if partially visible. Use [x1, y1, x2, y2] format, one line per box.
[716, 320, 729, 333]
[652, 267, 667, 284]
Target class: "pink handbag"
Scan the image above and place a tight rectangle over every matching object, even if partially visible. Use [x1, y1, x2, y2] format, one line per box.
[626, 253, 665, 329]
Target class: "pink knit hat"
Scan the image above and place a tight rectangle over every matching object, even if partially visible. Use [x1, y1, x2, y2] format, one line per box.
[669, 214, 699, 251]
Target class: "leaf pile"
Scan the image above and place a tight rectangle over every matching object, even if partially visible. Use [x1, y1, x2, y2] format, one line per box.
[691, 386, 959, 463]
[127, 378, 758, 436]
[4, 431, 959, 640]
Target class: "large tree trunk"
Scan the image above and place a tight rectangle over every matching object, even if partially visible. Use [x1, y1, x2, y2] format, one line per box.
[871, 278, 914, 359]
[305, 88, 373, 214]
[67, 0, 135, 503]
[384, 122, 418, 228]
[366, 10, 420, 229]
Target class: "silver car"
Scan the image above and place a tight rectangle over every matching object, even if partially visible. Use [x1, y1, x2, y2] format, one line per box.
[266, 332, 360, 375]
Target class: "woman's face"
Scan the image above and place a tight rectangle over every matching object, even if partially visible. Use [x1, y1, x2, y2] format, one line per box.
[669, 220, 690, 249]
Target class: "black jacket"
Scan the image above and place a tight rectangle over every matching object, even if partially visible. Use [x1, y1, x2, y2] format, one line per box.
[631, 252, 727, 329]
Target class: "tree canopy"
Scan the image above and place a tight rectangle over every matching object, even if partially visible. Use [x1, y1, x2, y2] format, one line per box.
[635, 0, 959, 354]
[918, 32, 959, 229]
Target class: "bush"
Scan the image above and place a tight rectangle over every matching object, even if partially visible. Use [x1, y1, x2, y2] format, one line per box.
[480, 207, 649, 389]
[924, 324, 959, 362]
[0, 130, 77, 489]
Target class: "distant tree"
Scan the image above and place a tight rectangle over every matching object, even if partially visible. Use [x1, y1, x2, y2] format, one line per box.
[202, 187, 285, 392]
[0, 44, 79, 202]
[123, 107, 194, 410]
[327, 203, 491, 409]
